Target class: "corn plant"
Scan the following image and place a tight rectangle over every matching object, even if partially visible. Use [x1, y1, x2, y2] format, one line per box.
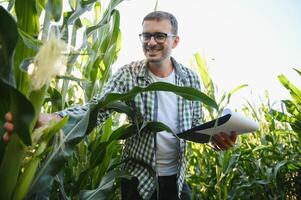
[0, 2, 219, 199]
[0, 0, 126, 199]
[186, 55, 301, 199]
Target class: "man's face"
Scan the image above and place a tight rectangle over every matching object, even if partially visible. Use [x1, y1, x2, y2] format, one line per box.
[141, 19, 179, 64]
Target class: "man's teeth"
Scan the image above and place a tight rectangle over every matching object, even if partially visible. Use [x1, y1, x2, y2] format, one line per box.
[148, 49, 159, 52]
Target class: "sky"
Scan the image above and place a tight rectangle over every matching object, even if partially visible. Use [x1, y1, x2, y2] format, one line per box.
[113, 0, 301, 110]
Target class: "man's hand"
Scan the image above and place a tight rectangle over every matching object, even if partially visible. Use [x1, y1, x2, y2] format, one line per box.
[210, 131, 237, 151]
[2, 112, 61, 143]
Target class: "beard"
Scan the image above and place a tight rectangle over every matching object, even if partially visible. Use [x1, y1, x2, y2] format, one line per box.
[143, 43, 163, 52]
[143, 43, 167, 63]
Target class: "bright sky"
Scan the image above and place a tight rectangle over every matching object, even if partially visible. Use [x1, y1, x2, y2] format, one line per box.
[113, 0, 301, 109]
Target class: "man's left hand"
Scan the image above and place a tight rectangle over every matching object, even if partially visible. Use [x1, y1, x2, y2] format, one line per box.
[210, 131, 237, 151]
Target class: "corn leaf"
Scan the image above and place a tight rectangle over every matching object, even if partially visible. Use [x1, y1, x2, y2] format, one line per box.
[194, 53, 215, 100]
[0, 79, 35, 145]
[14, 0, 39, 94]
[281, 100, 301, 120]
[228, 84, 248, 98]
[13, 117, 68, 200]
[0, 134, 25, 200]
[86, 0, 123, 37]
[18, 28, 42, 52]
[67, 2, 94, 25]
[27, 109, 91, 196]
[98, 82, 218, 109]
[46, 0, 63, 22]
[0, 5, 18, 85]
[278, 74, 301, 104]
[78, 169, 131, 200]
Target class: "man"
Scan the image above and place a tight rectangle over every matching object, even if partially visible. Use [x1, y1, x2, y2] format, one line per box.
[3, 11, 237, 200]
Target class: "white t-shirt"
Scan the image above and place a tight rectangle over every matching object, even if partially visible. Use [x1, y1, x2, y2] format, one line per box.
[148, 69, 179, 176]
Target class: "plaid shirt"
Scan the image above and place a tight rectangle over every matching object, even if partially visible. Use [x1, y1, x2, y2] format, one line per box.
[61, 57, 202, 199]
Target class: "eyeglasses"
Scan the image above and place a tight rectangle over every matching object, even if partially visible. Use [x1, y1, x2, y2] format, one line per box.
[139, 32, 176, 43]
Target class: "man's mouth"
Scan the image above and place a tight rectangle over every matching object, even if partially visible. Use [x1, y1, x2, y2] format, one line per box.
[148, 49, 159, 53]
[145, 46, 162, 54]
[145, 46, 162, 53]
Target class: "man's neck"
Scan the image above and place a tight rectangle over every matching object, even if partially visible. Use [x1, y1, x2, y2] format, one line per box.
[148, 58, 174, 78]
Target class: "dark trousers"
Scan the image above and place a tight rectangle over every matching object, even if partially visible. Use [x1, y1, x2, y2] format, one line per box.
[121, 174, 192, 200]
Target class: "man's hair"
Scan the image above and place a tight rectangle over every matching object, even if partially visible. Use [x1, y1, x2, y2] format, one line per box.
[142, 11, 178, 35]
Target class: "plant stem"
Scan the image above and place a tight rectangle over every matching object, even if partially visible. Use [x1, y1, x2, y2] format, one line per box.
[0, 134, 25, 200]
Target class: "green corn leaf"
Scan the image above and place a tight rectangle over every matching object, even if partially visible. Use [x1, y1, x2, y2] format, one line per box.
[73, 168, 93, 194]
[37, 116, 69, 143]
[13, 143, 47, 200]
[86, 0, 123, 37]
[0, 134, 25, 200]
[78, 169, 131, 200]
[101, 116, 113, 142]
[269, 109, 295, 124]
[108, 124, 136, 141]
[19, 57, 33, 73]
[86, 82, 218, 134]
[86, 82, 216, 134]
[54, 172, 71, 200]
[194, 53, 215, 100]
[46, 0, 63, 22]
[28, 85, 48, 124]
[281, 100, 301, 119]
[0, 79, 35, 145]
[293, 68, 301, 77]
[67, 3, 94, 25]
[14, 0, 39, 94]
[107, 9, 120, 51]
[228, 84, 248, 100]
[90, 141, 108, 169]
[44, 87, 64, 112]
[81, 0, 98, 7]
[27, 110, 91, 196]
[139, 121, 174, 135]
[104, 101, 136, 122]
[18, 28, 42, 52]
[278, 74, 301, 104]
[273, 160, 287, 179]
[290, 120, 301, 135]
[13, 116, 68, 200]
[99, 82, 218, 109]
[109, 121, 175, 142]
[57, 74, 92, 91]
[92, 141, 122, 188]
[0, 79, 35, 199]
[0, 5, 18, 85]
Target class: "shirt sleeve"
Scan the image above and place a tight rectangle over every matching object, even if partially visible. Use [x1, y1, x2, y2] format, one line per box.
[191, 73, 203, 127]
[58, 66, 129, 127]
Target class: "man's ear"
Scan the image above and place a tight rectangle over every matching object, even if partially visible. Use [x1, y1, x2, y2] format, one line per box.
[172, 36, 180, 49]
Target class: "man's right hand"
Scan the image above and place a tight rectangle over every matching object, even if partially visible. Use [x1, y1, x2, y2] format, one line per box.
[2, 112, 62, 143]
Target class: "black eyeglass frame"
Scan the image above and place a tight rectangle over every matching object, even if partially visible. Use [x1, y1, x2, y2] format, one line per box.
[139, 32, 177, 43]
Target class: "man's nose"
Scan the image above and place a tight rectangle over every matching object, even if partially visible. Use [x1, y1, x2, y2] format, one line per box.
[147, 36, 157, 45]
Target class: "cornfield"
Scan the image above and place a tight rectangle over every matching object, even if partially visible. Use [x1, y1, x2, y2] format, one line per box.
[0, 0, 300, 200]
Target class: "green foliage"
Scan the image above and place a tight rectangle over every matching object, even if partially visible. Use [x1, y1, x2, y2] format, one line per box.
[1, 1, 218, 199]
[186, 56, 301, 199]
[191, 53, 248, 118]
[1, 0, 300, 199]
[0, 5, 18, 84]
[0, 0, 127, 199]
[0, 6, 36, 200]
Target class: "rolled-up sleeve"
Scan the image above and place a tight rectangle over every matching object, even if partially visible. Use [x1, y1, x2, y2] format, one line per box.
[58, 66, 129, 127]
